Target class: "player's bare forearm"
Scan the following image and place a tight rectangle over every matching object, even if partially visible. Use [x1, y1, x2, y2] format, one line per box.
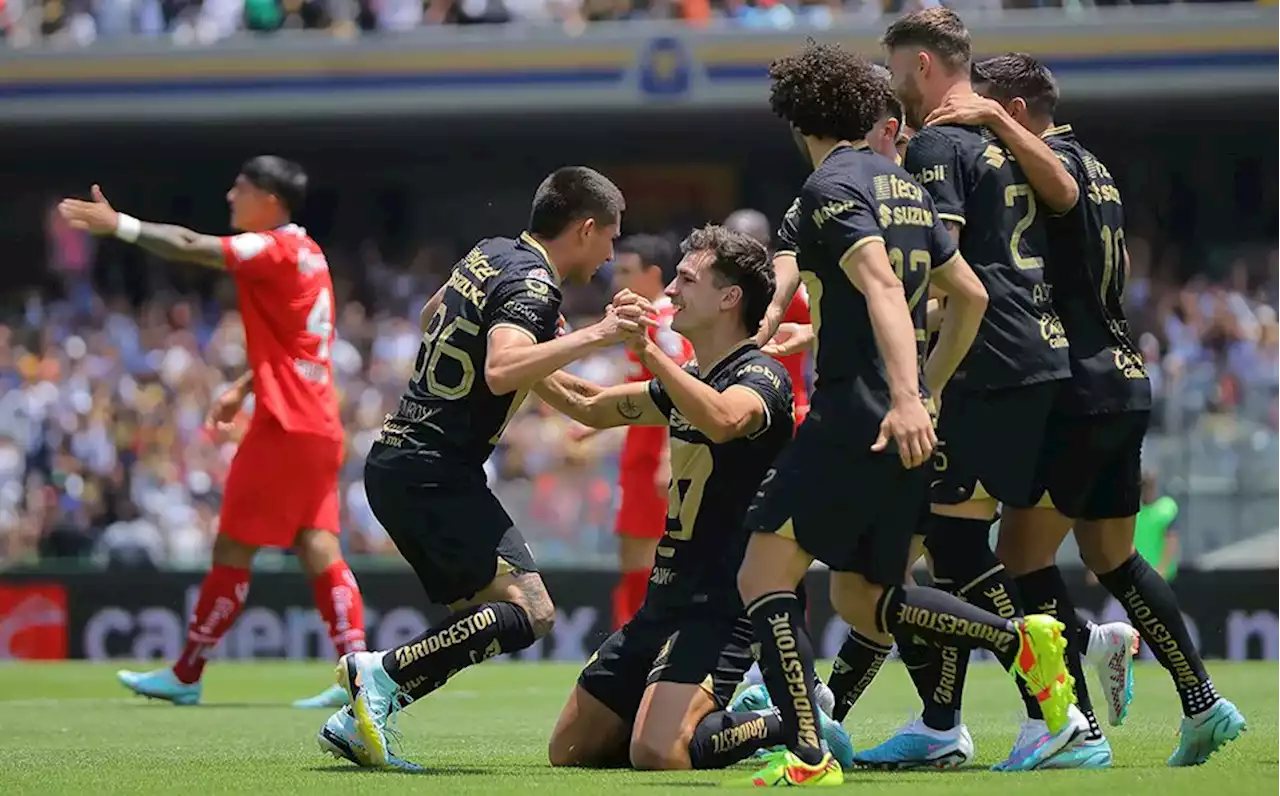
[924, 255, 987, 397]
[638, 339, 763, 443]
[486, 326, 611, 396]
[534, 371, 663, 428]
[986, 111, 1078, 213]
[755, 252, 801, 345]
[232, 371, 255, 397]
[943, 220, 962, 246]
[419, 287, 446, 333]
[133, 222, 227, 269]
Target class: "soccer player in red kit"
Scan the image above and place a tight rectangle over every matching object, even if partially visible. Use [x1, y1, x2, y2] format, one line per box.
[607, 235, 692, 629]
[58, 156, 366, 709]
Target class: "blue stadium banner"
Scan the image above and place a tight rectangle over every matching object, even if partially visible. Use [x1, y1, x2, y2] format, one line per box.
[0, 7, 1274, 122]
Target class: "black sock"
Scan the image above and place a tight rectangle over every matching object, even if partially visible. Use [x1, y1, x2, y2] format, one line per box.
[828, 629, 892, 722]
[1017, 566, 1101, 738]
[688, 708, 786, 769]
[915, 518, 1017, 731]
[899, 638, 939, 721]
[746, 591, 825, 766]
[383, 601, 535, 700]
[1077, 617, 1095, 656]
[876, 585, 1020, 670]
[1096, 552, 1219, 716]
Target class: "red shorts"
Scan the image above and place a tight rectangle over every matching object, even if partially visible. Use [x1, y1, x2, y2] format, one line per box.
[220, 413, 344, 549]
[614, 468, 668, 540]
[794, 402, 810, 431]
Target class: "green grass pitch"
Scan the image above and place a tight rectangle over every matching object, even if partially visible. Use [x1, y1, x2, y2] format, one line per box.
[2, 660, 1275, 794]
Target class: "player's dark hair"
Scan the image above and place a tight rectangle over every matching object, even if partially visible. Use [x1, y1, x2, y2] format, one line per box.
[972, 53, 1060, 118]
[615, 233, 680, 283]
[881, 7, 972, 73]
[241, 155, 307, 215]
[769, 41, 896, 142]
[872, 65, 905, 126]
[681, 224, 774, 334]
[528, 167, 625, 239]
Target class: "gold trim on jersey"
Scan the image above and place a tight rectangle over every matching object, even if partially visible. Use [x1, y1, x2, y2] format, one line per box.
[938, 213, 967, 227]
[488, 322, 538, 344]
[932, 251, 963, 273]
[837, 235, 887, 279]
[518, 231, 562, 284]
[1041, 123, 1073, 140]
[774, 249, 797, 259]
[816, 140, 856, 168]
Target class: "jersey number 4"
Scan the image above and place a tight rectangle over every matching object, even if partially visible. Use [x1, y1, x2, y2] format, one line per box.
[306, 288, 334, 362]
[412, 304, 480, 399]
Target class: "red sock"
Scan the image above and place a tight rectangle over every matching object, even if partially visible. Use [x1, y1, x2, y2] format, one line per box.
[311, 560, 367, 657]
[612, 569, 651, 630]
[173, 564, 250, 684]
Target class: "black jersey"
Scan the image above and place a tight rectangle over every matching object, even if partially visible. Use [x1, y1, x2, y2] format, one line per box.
[904, 124, 1070, 392]
[644, 344, 794, 614]
[369, 233, 563, 482]
[1043, 125, 1152, 415]
[782, 143, 957, 421]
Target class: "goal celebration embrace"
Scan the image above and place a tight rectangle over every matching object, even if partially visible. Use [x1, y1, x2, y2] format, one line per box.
[25, 4, 1271, 794]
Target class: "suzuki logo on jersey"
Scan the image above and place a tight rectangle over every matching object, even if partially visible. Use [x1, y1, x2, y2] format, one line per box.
[0, 584, 69, 660]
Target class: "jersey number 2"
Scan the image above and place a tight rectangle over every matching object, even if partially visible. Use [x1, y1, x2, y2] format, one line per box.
[1004, 184, 1045, 271]
[306, 288, 334, 362]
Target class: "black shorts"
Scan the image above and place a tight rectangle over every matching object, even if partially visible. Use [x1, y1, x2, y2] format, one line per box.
[744, 391, 927, 586]
[1035, 410, 1148, 520]
[364, 461, 539, 606]
[578, 605, 755, 724]
[930, 381, 1060, 508]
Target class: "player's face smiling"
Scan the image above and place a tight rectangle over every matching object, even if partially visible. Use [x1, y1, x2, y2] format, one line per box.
[665, 251, 731, 337]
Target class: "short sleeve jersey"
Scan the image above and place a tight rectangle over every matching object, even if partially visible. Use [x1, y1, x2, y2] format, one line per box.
[643, 345, 794, 614]
[220, 224, 342, 441]
[904, 124, 1071, 392]
[787, 144, 957, 423]
[1042, 125, 1152, 415]
[371, 232, 563, 481]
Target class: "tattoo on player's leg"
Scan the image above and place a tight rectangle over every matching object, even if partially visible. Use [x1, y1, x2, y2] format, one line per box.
[515, 572, 557, 638]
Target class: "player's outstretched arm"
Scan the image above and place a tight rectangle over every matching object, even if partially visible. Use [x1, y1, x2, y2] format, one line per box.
[486, 302, 653, 396]
[925, 96, 1078, 214]
[924, 253, 988, 398]
[842, 240, 936, 469]
[753, 251, 802, 347]
[534, 372, 667, 428]
[632, 336, 766, 444]
[58, 186, 226, 268]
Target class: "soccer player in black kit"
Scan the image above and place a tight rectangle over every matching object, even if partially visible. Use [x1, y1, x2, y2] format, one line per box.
[927, 53, 1245, 769]
[323, 167, 656, 771]
[542, 225, 853, 773]
[731, 42, 1078, 788]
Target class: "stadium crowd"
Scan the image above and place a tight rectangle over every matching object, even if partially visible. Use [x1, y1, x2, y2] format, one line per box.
[0, 217, 1274, 569]
[1, 0, 1271, 46]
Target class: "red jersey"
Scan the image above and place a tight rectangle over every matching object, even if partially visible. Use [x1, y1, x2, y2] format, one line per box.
[221, 225, 342, 442]
[776, 286, 811, 411]
[620, 297, 692, 471]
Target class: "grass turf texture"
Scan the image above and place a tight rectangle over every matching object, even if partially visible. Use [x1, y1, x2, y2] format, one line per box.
[2, 661, 1275, 794]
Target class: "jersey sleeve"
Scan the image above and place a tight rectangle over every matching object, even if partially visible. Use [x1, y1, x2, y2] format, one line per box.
[801, 175, 884, 266]
[925, 195, 960, 270]
[904, 128, 967, 227]
[1049, 145, 1089, 218]
[221, 232, 289, 280]
[485, 269, 562, 342]
[646, 375, 675, 419]
[730, 357, 794, 439]
[775, 196, 802, 255]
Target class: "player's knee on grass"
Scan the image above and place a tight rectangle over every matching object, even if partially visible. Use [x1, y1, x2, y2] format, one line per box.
[829, 572, 891, 646]
[211, 533, 258, 570]
[292, 528, 344, 578]
[548, 687, 631, 768]
[994, 507, 1072, 576]
[629, 683, 710, 771]
[1074, 518, 1138, 575]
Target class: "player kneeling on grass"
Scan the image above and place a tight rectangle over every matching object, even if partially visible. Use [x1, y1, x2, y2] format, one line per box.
[59, 157, 368, 710]
[318, 167, 652, 772]
[542, 226, 853, 773]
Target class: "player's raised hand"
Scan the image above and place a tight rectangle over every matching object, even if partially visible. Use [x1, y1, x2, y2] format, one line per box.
[871, 396, 937, 469]
[761, 323, 815, 358]
[58, 185, 120, 236]
[924, 94, 1002, 129]
[610, 288, 655, 316]
[595, 302, 656, 345]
